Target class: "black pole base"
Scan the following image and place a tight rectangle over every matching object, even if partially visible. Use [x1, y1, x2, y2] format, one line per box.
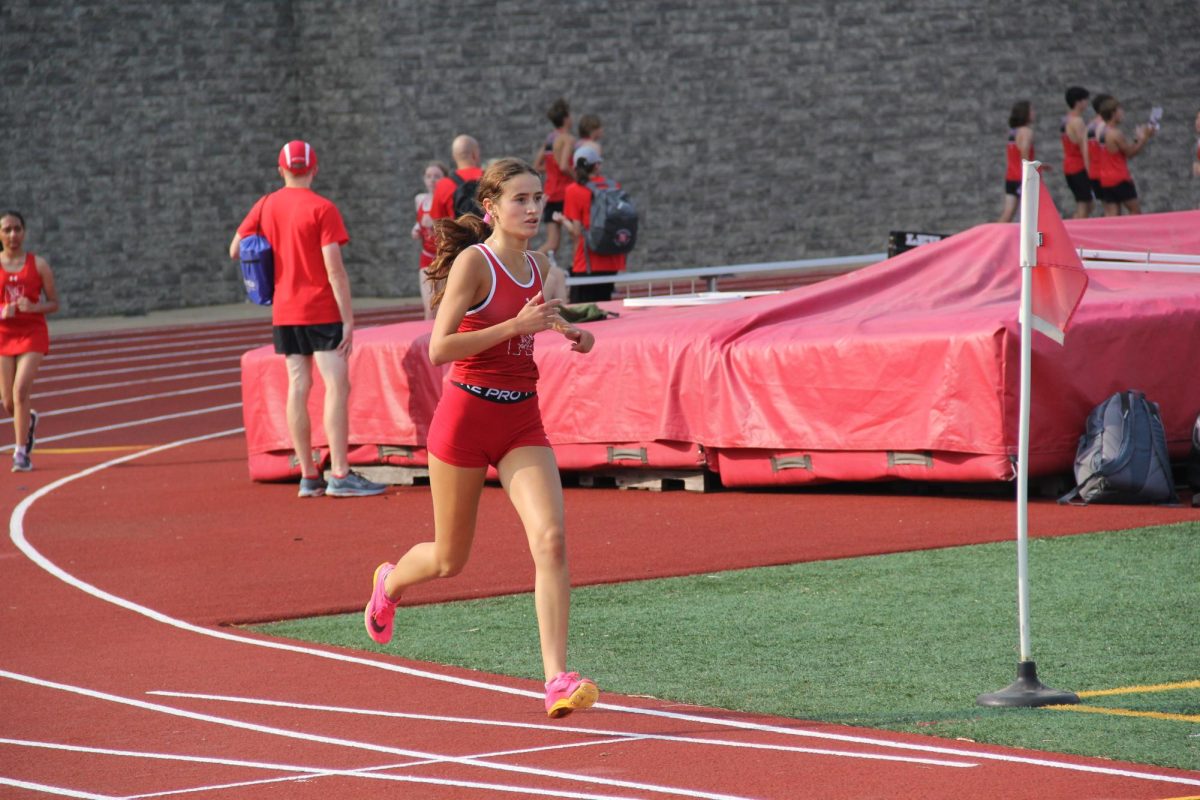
[976, 660, 1080, 708]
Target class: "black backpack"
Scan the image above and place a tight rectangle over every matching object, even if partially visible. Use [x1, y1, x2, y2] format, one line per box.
[450, 172, 483, 218]
[1058, 390, 1178, 505]
[585, 178, 638, 256]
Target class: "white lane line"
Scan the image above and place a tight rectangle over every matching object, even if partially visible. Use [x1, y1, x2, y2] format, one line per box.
[0, 776, 118, 799]
[31, 369, 241, 400]
[47, 335, 269, 359]
[36, 357, 243, 385]
[41, 344, 253, 371]
[2, 383, 241, 424]
[0, 405, 242, 453]
[10, 430, 1200, 790]
[149, 691, 973, 768]
[0, 737, 647, 800]
[0, 671, 755, 800]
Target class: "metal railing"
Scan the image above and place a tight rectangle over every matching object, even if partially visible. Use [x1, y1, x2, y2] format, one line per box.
[564, 252, 888, 294]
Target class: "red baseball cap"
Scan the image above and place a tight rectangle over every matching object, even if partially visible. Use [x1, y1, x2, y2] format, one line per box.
[278, 140, 318, 175]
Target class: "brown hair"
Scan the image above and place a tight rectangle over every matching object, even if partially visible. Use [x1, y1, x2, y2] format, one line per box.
[1098, 96, 1121, 122]
[425, 157, 541, 309]
[578, 114, 602, 139]
[1007, 100, 1032, 129]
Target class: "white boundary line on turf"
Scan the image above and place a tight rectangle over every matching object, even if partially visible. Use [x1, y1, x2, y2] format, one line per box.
[9, 426, 1200, 790]
[1, 382, 241, 424]
[39, 344, 254, 371]
[147, 690, 973, 768]
[0, 671, 753, 800]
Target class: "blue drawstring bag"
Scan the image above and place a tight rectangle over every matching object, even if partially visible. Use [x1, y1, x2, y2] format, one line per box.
[239, 194, 274, 305]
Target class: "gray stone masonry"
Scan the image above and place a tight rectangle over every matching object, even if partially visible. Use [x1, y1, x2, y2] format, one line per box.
[3, 0, 1198, 317]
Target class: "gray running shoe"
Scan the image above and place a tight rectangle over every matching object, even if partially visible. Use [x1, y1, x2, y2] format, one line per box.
[326, 470, 388, 498]
[26, 410, 37, 454]
[298, 475, 327, 498]
[12, 451, 31, 472]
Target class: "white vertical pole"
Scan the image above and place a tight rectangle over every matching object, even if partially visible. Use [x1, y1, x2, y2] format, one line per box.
[1015, 160, 1041, 662]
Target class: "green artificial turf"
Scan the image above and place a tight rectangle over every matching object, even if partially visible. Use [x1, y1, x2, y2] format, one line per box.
[256, 522, 1200, 771]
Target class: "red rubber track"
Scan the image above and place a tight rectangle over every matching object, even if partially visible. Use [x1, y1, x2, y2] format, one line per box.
[2, 304, 1198, 799]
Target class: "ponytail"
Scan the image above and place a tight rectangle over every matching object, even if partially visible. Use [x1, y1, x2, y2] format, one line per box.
[425, 213, 491, 309]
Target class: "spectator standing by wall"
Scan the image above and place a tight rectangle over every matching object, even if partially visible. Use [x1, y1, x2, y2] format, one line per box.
[997, 101, 1036, 223]
[557, 145, 626, 303]
[533, 99, 574, 267]
[229, 140, 387, 499]
[1097, 97, 1155, 216]
[1061, 87, 1093, 218]
[411, 160, 449, 319]
[1085, 93, 1112, 203]
[431, 135, 484, 221]
[0, 210, 58, 472]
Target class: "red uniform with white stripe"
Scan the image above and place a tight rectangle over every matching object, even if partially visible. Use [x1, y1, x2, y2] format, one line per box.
[449, 244, 544, 392]
[0, 253, 49, 356]
[1099, 128, 1132, 187]
[1060, 116, 1086, 174]
[543, 131, 570, 204]
[1005, 128, 1033, 182]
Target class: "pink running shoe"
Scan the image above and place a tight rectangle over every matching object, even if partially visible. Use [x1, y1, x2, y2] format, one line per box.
[544, 671, 599, 719]
[363, 562, 397, 644]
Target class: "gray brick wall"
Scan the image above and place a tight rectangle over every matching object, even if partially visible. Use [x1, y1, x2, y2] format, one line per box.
[3, 0, 1198, 317]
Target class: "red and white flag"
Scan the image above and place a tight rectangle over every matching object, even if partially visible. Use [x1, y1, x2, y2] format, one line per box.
[1030, 180, 1088, 344]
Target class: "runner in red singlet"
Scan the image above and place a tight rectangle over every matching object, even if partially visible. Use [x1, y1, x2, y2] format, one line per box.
[1061, 86, 1093, 218]
[1098, 96, 1155, 216]
[0, 211, 59, 472]
[533, 98, 574, 266]
[1085, 93, 1111, 206]
[411, 160, 449, 319]
[363, 158, 601, 719]
[997, 101, 1035, 223]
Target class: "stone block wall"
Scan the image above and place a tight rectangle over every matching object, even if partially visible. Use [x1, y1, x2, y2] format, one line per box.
[2, 0, 1197, 316]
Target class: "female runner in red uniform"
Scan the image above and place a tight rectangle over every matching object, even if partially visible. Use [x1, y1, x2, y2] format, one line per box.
[1098, 96, 1155, 216]
[0, 211, 59, 472]
[363, 158, 600, 718]
[411, 160, 449, 319]
[997, 101, 1035, 223]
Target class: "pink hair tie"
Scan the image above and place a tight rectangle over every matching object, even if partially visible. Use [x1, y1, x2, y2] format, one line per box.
[482, 212, 492, 225]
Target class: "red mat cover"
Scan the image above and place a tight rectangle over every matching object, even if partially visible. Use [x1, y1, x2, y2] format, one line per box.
[242, 210, 1200, 484]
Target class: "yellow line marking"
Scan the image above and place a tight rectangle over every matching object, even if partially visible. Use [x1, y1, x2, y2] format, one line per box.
[1076, 679, 1200, 698]
[1048, 704, 1200, 724]
[1159, 796, 1200, 800]
[33, 446, 157, 454]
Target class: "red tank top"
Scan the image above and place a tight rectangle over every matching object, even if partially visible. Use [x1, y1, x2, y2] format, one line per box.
[1060, 116, 1085, 174]
[1086, 120, 1105, 179]
[448, 244, 544, 392]
[1005, 129, 1032, 181]
[543, 131, 569, 203]
[0, 253, 49, 355]
[416, 198, 436, 268]
[1098, 129, 1131, 187]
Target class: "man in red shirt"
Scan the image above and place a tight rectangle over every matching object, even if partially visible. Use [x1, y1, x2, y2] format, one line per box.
[229, 140, 386, 499]
[430, 135, 484, 220]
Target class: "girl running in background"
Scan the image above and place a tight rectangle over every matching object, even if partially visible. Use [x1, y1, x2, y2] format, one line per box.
[0, 211, 59, 472]
[412, 161, 449, 319]
[997, 101, 1035, 223]
[1098, 96, 1155, 216]
[364, 158, 599, 719]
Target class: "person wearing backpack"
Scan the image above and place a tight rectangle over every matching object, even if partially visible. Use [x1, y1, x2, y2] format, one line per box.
[228, 140, 387, 499]
[556, 145, 629, 303]
[430, 134, 484, 221]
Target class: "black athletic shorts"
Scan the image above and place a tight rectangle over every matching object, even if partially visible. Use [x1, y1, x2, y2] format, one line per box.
[542, 200, 564, 223]
[1004, 180, 1021, 197]
[1065, 170, 1093, 203]
[1090, 178, 1102, 198]
[1106, 180, 1137, 204]
[273, 322, 343, 356]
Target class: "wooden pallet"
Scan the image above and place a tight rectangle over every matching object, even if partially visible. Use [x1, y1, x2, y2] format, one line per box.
[574, 469, 710, 493]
